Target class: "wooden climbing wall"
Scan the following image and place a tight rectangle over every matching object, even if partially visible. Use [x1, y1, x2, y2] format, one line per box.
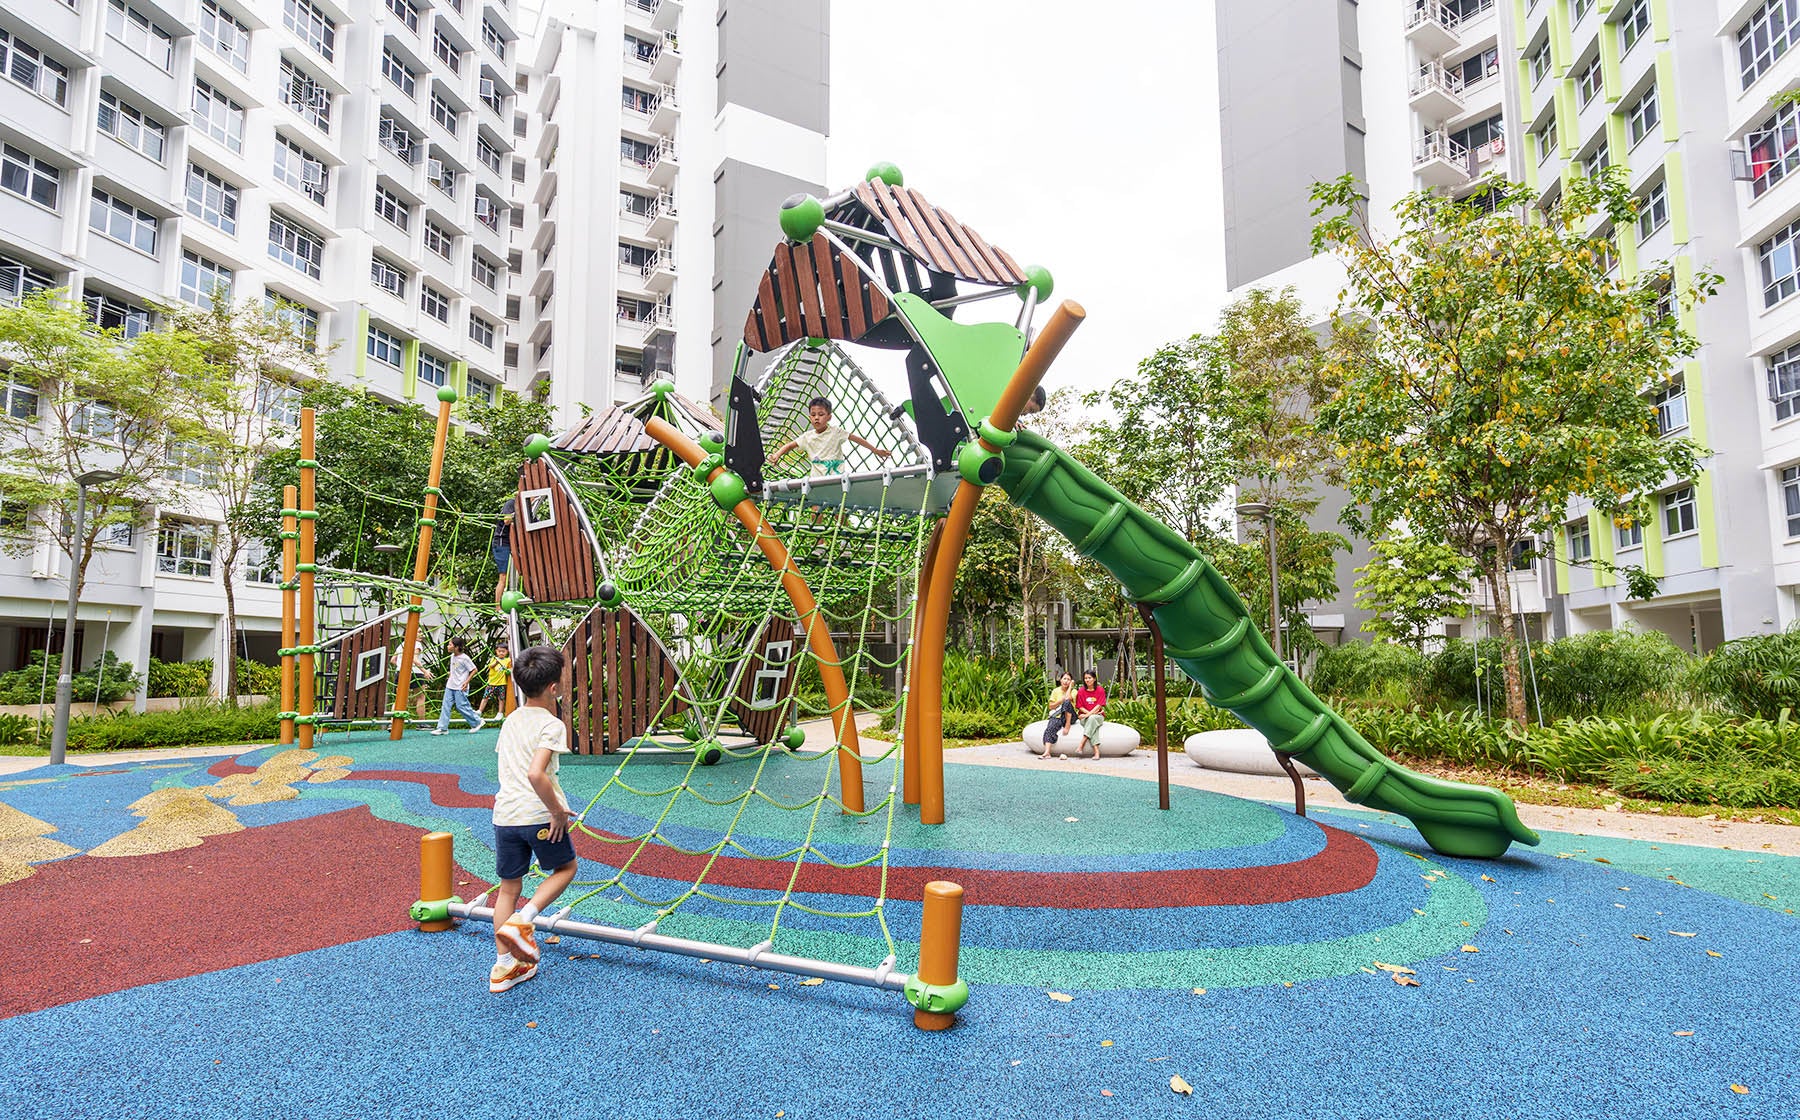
[742, 232, 891, 353]
[330, 617, 391, 721]
[511, 459, 598, 605]
[729, 618, 800, 745]
[561, 606, 685, 754]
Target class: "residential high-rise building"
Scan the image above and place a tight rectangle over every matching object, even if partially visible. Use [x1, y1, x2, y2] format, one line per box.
[1216, 0, 1800, 655]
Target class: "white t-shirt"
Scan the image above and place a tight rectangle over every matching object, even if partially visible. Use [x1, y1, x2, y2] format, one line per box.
[492, 705, 571, 826]
[446, 652, 477, 691]
[795, 424, 849, 464]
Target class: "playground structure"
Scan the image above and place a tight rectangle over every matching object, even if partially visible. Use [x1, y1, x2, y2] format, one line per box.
[276, 163, 1539, 1027]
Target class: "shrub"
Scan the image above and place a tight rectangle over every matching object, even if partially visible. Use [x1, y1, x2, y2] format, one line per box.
[236, 658, 281, 697]
[0, 713, 35, 744]
[1422, 630, 1690, 720]
[0, 651, 139, 705]
[148, 659, 213, 699]
[1311, 641, 1427, 707]
[63, 701, 281, 752]
[1691, 627, 1800, 719]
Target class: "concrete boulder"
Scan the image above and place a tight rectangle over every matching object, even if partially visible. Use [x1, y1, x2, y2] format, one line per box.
[1020, 719, 1141, 758]
[1183, 727, 1319, 777]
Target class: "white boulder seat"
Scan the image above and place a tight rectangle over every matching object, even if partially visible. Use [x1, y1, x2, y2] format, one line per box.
[1183, 728, 1320, 777]
[1020, 719, 1142, 758]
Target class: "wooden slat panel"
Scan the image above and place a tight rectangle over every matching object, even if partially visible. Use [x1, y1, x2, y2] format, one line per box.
[604, 612, 622, 752]
[792, 239, 827, 338]
[901, 187, 979, 278]
[773, 242, 806, 345]
[868, 179, 944, 271]
[575, 615, 594, 753]
[746, 270, 779, 351]
[866, 281, 890, 328]
[932, 205, 1007, 282]
[838, 245, 871, 339]
[991, 245, 1029, 283]
[813, 233, 848, 339]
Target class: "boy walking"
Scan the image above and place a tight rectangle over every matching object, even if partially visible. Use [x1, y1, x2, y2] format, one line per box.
[488, 645, 579, 993]
[432, 637, 484, 735]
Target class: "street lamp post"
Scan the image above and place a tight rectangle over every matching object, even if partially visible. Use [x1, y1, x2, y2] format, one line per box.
[1235, 501, 1281, 665]
[49, 469, 122, 765]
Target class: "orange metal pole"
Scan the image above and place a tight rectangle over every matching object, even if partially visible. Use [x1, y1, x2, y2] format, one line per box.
[912, 880, 966, 1030]
[297, 411, 317, 750]
[416, 831, 455, 932]
[390, 390, 457, 739]
[643, 416, 865, 813]
[278, 485, 298, 746]
[913, 301, 1086, 824]
[901, 521, 945, 806]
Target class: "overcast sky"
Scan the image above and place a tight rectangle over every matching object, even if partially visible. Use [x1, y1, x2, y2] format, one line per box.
[825, 1, 1228, 401]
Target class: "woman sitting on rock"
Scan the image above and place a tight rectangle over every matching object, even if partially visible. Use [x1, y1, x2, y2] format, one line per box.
[1072, 669, 1108, 759]
[1040, 670, 1077, 759]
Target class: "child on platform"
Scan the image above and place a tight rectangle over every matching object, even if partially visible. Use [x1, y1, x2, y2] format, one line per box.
[488, 645, 579, 994]
[765, 397, 892, 476]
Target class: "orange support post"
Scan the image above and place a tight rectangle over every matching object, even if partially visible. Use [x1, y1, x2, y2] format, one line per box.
[414, 831, 456, 932]
[912, 301, 1086, 824]
[909, 880, 967, 1030]
[297, 411, 317, 750]
[642, 416, 866, 814]
[278, 485, 298, 746]
[390, 390, 457, 739]
[901, 521, 945, 807]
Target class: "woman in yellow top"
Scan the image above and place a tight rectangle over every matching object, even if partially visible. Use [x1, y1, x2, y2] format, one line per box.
[1039, 670, 1078, 758]
[479, 641, 512, 719]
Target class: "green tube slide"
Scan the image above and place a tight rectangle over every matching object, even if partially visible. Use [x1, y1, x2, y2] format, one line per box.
[995, 430, 1540, 859]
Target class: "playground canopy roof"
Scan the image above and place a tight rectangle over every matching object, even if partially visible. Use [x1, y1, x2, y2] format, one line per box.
[552, 389, 722, 458]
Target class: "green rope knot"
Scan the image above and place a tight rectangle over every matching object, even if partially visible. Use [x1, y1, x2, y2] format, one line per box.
[903, 974, 969, 1015]
[976, 416, 1017, 448]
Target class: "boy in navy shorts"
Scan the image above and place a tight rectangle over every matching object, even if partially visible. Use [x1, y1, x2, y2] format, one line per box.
[488, 645, 579, 993]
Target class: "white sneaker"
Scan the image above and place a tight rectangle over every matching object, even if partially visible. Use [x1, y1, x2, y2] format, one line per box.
[430, 729, 446, 736]
[469, 723, 485, 734]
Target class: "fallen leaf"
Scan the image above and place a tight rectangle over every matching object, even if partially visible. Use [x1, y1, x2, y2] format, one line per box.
[1730, 1085, 1749, 1095]
[1764, 894, 1778, 900]
[799, 977, 824, 986]
[568, 955, 579, 961]
[1393, 974, 1421, 987]
[525, 1021, 537, 1028]
[1010, 1060, 1021, 1066]
[78, 938, 91, 944]
[1593, 857, 1611, 864]
[1480, 874, 1496, 883]
[1191, 988, 1206, 995]
[1101, 1090, 1114, 1097]
[1461, 945, 1479, 953]
[588, 954, 603, 959]
[1373, 961, 1416, 975]
[1170, 1075, 1194, 1096]
[768, 983, 780, 990]
[1101, 1040, 1114, 1047]
[1674, 1031, 1694, 1037]
[1707, 950, 1723, 958]
[1668, 931, 1696, 938]
[1048, 991, 1073, 1002]
[1360, 967, 1378, 975]
[1282, 981, 1293, 988]
[1412, 908, 1426, 916]
[1064, 817, 1080, 823]
[1460, 920, 1471, 927]
[1633, 934, 1652, 941]
[544, 935, 561, 944]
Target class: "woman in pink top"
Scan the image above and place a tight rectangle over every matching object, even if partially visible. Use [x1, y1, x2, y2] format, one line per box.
[1073, 669, 1107, 759]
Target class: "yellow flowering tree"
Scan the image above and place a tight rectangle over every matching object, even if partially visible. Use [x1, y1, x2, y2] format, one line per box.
[1310, 172, 1714, 725]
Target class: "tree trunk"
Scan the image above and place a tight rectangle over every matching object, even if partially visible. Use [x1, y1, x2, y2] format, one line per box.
[221, 550, 240, 706]
[1487, 549, 1527, 727]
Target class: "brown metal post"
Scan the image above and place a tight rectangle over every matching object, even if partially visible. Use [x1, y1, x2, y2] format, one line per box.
[278, 485, 298, 745]
[297, 412, 317, 750]
[389, 389, 457, 739]
[1137, 603, 1170, 811]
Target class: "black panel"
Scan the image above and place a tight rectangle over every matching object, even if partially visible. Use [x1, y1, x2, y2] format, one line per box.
[724, 373, 766, 491]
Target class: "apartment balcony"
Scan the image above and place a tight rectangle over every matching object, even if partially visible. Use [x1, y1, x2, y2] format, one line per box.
[619, 198, 652, 239]
[1413, 131, 1471, 188]
[647, 138, 678, 187]
[615, 311, 651, 348]
[646, 191, 678, 239]
[652, 0, 680, 31]
[650, 34, 680, 83]
[1405, 0, 1460, 58]
[649, 85, 679, 134]
[640, 248, 676, 292]
[1409, 62, 1464, 123]
[621, 152, 655, 189]
[623, 0, 659, 33]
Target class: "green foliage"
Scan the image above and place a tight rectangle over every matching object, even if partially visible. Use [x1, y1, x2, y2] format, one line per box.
[235, 659, 281, 697]
[1105, 696, 1243, 742]
[62, 701, 280, 752]
[1690, 627, 1800, 720]
[1209, 507, 1345, 663]
[0, 713, 35, 744]
[1420, 630, 1690, 719]
[1312, 641, 1429, 707]
[1353, 536, 1472, 647]
[0, 651, 139, 705]
[146, 658, 282, 699]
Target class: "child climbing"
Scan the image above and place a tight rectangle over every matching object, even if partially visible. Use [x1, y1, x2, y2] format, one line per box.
[765, 397, 892, 475]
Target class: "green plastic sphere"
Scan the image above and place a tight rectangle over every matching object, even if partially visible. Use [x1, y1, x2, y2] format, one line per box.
[1015, 264, 1054, 303]
[699, 430, 726, 455]
[650, 378, 676, 401]
[598, 581, 622, 607]
[783, 725, 807, 751]
[500, 590, 527, 613]
[436, 386, 459, 403]
[956, 440, 1003, 486]
[695, 739, 724, 766]
[709, 470, 748, 510]
[866, 161, 904, 187]
[524, 433, 552, 459]
[779, 194, 826, 242]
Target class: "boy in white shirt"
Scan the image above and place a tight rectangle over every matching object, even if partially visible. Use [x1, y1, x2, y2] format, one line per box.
[487, 645, 579, 993]
[765, 397, 891, 475]
[431, 636, 485, 735]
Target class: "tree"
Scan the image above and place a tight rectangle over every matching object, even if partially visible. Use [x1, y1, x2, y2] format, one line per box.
[1311, 171, 1714, 725]
[1353, 534, 1472, 648]
[1212, 507, 1346, 664]
[159, 297, 327, 701]
[0, 289, 217, 596]
[1207, 288, 1340, 508]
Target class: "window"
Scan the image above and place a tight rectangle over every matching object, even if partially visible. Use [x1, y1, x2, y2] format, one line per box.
[1653, 376, 1687, 434]
[89, 189, 158, 254]
[0, 29, 71, 105]
[472, 254, 498, 289]
[1784, 466, 1800, 537]
[371, 256, 407, 298]
[193, 81, 246, 153]
[621, 190, 654, 217]
[1771, 345, 1800, 426]
[467, 375, 495, 404]
[1573, 0, 1594, 19]
[1615, 519, 1643, 550]
[1568, 520, 1592, 562]
[382, 47, 417, 96]
[1, 145, 60, 209]
[621, 136, 656, 167]
[83, 292, 152, 338]
[0, 489, 28, 534]
[96, 93, 165, 162]
[416, 349, 448, 386]
[378, 117, 419, 164]
[1529, 39, 1551, 85]
[262, 297, 318, 351]
[1456, 46, 1499, 87]
[1759, 217, 1800, 307]
[284, 0, 336, 61]
[367, 324, 405, 367]
[72, 401, 121, 439]
[430, 92, 460, 136]
[386, 0, 419, 33]
[269, 138, 327, 208]
[268, 213, 325, 279]
[469, 312, 495, 348]
[1662, 486, 1697, 537]
[185, 165, 238, 234]
[1508, 538, 1535, 572]
[180, 250, 233, 308]
[1575, 55, 1602, 106]
[427, 160, 456, 198]
[1620, 0, 1651, 57]
[199, 1, 251, 72]
[474, 193, 498, 229]
[1747, 99, 1800, 198]
[1738, 0, 1800, 89]
[107, 0, 175, 72]
[482, 19, 506, 59]
[166, 439, 219, 487]
[420, 283, 450, 323]
[1449, 114, 1503, 155]
[623, 84, 657, 114]
[1535, 115, 1558, 164]
[1580, 144, 1610, 181]
[625, 32, 657, 62]
[424, 221, 453, 259]
[242, 538, 279, 584]
[1637, 179, 1668, 239]
[97, 521, 134, 550]
[479, 77, 504, 115]
[1626, 85, 1659, 147]
[476, 135, 503, 174]
[0, 252, 55, 308]
[433, 27, 462, 74]
[374, 185, 411, 230]
[157, 520, 215, 577]
[281, 59, 332, 133]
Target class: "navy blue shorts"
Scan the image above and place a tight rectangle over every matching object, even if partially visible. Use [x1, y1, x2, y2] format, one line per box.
[494, 822, 577, 881]
[492, 542, 510, 572]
